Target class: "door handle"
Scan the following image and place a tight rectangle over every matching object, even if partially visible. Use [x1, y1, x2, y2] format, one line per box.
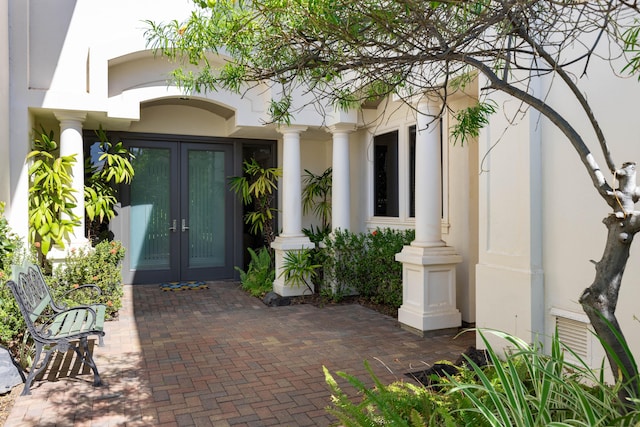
[181, 219, 189, 232]
[169, 219, 177, 232]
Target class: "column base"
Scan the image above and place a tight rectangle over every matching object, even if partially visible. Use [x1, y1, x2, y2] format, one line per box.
[271, 235, 315, 297]
[395, 244, 463, 333]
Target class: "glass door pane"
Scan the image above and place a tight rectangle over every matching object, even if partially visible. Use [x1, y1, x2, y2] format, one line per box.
[180, 143, 234, 279]
[187, 149, 226, 267]
[130, 147, 172, 270]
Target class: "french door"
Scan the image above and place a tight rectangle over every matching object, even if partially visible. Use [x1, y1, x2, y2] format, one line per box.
[121, 140, 234, 284]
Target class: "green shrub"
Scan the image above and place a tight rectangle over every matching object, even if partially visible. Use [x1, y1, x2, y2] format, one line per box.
[0, 204, 34, 354]
[49, 240, 126, 318]
[235, 247, 274, 297]
[0, 202, 19, 271]
[322, 228, 414, 307]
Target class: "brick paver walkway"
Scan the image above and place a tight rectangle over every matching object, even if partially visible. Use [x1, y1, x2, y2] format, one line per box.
[4, 282, 475, 426]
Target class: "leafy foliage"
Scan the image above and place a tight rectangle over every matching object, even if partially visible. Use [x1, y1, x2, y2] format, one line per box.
[27, 128, 80, 256]
[84, 127, 135, 242]
[325, 361, 459, 427]
[0, 206, 29, 353]
[451, 100, 498, 146]
[235, 247, 274, 297]
[322, 228, 414, 307]
[0, 202, 19, 271]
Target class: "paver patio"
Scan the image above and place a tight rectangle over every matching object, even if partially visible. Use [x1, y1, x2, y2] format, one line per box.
[4, 282, 475, 426]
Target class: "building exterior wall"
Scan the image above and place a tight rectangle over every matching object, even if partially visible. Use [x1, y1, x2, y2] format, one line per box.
[539, 56, 640, 371]
[475, 39, 640, 373]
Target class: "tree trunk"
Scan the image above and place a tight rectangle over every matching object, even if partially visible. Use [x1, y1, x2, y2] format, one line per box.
[579, 213, 639, 401]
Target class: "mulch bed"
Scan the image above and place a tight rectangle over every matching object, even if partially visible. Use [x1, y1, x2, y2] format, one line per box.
[288, 293, 399, 318]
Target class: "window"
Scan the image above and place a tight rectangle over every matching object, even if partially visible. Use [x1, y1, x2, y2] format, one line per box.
[373, 131, 399, 217]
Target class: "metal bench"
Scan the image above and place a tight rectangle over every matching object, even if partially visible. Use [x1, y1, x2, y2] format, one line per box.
[5, 263, 106, 395]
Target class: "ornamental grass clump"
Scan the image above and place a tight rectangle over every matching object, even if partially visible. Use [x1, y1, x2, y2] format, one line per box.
[325, 329, 640, 426]
[448, 330, 640, 426]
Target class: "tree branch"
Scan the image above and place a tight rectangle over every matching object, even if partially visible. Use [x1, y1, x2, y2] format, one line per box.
[459, 55, 613, 201]
[510, 8, 617, 174]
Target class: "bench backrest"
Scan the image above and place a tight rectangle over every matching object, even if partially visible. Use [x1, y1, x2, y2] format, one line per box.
[7, 264, 55, 323]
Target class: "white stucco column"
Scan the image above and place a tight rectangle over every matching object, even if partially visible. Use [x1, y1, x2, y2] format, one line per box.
[271, 125, 314, 296]
[413, 103, 445, 247]
[330, 124, 354, 232]
[395, 100, 462, 334]
[53, 111, 89, 251]
[279, 126, 306, 237]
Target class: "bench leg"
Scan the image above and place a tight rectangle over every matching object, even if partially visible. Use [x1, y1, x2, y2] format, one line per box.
[77, 337, 103, 387]
[21, 342, 53, 396]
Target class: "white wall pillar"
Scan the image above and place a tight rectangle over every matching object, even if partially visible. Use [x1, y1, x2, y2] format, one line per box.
[54, 111, 88, 250]
[395, 100, 462, 334]
[271, 125, 314, 296]
[330, 125, 354, 232]
[475, 78, 544, 349]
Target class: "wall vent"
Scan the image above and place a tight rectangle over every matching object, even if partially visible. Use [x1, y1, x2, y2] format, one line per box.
[550, 308, 591, 364]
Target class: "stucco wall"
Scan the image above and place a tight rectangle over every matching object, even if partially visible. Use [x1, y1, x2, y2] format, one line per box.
[539, 55, 640, 370]
[0, 0, 8, 208]
[475, 34, 640, 372]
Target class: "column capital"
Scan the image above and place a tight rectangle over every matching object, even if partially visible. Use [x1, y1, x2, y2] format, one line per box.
[276, 125, 308, 135]
[54, 110, 87, 124]
[415, 95, 443, 116]
[328, 123, 356, 134]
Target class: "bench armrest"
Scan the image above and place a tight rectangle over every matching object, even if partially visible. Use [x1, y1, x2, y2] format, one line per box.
[56, 284, 102, 311]
[62, 284, 102, 298]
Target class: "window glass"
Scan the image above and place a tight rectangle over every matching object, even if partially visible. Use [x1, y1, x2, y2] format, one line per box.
[373, 131, 399, 217]
[409, 126, 416, 217]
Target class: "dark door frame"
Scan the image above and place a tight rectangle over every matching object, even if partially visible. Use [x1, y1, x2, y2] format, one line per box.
[84, 131, 276, 285]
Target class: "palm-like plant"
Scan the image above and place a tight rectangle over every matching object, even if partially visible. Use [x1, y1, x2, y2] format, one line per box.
[27, 128, 79, 256]
[302, 167, 332, 232]
[229, 158, 282, 247]
[280, 249, 320, 295]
